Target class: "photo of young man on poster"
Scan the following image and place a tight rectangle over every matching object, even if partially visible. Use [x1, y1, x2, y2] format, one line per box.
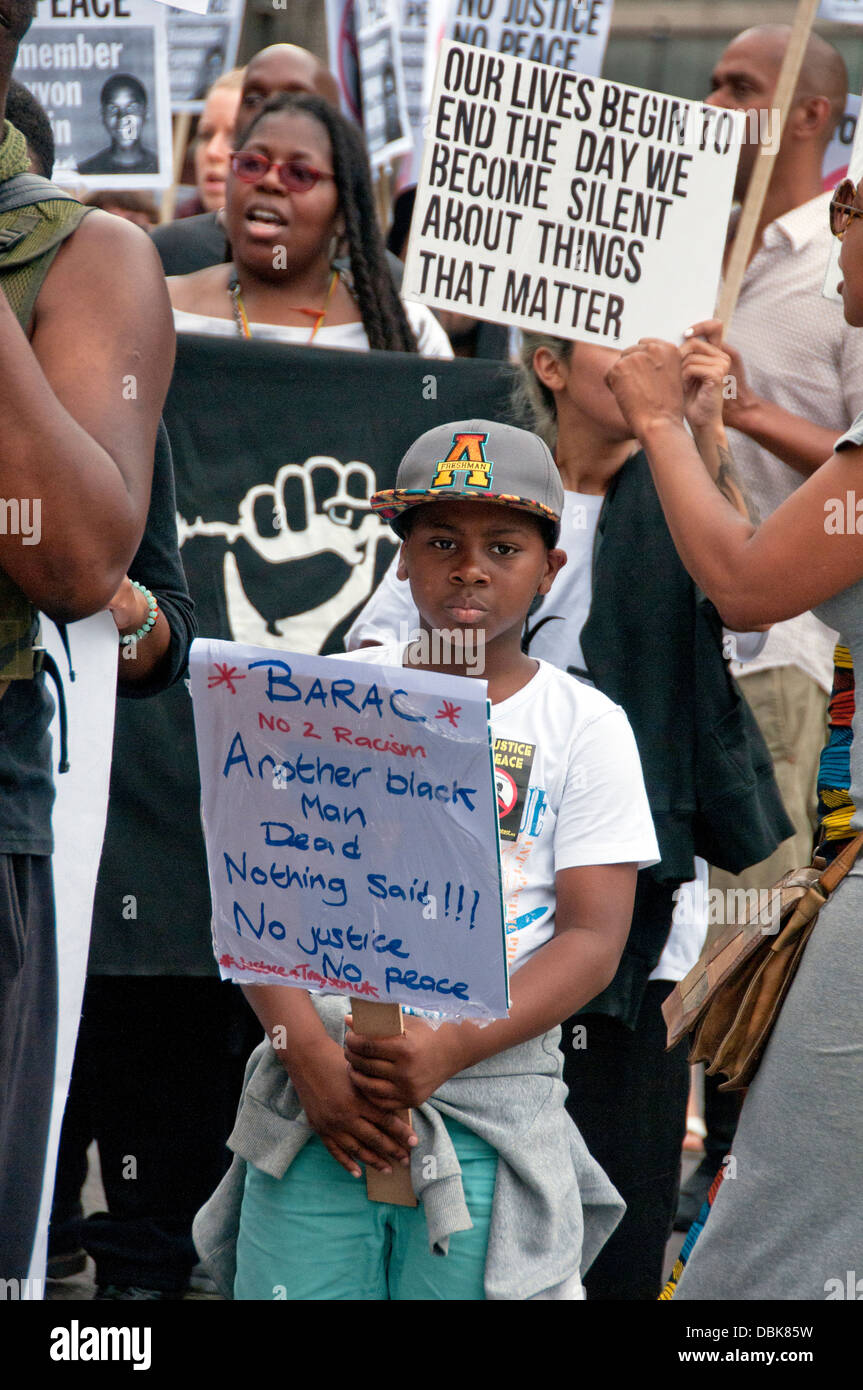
[77, 72, 158, 174]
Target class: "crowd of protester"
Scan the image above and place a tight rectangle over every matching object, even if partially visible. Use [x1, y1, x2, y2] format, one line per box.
[2, 5, 863, 1302]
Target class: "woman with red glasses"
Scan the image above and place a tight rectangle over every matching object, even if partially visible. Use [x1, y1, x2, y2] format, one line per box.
[167, 91, 451, 356]
[602, 178, 863, 1300]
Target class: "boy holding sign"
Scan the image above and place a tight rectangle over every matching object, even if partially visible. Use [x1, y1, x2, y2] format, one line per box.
[203, 421, 658, 1300]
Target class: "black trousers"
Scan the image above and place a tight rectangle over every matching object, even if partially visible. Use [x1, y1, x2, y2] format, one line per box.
[0, 854, 57, 1282]
[50, 976, 261, 1292]
[562, 979, 690, 1300]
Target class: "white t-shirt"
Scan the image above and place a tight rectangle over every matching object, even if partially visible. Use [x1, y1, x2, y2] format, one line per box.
[334, 642, 659, 974]
[344, 548, 417, 649]
[172, 301, 453, 358]
[523, 492, 604, 675]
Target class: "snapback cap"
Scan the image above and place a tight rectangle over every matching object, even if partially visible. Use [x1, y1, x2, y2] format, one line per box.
[371, 420, 564, 542]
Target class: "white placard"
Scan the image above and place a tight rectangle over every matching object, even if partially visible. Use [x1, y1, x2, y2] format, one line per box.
[355, 0, 414, 167]
[190, 639, 509, 1022]
[818, 0, 863, 20]
[421, 0, 451, 111]
[399, 0, 432, 184]
[166, 0, 245, 114]
[15, 0, 174, 188]
[153, 0, 207, 15]
[28, 614, 119, 1290]
[403, 42, 744, 348]
[445, 0, 613, 73]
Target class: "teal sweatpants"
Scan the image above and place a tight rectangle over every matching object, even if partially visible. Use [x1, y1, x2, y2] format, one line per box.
[234, 1117, 497, 1300]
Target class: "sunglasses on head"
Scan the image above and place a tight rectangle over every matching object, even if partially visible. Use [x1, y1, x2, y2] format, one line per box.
[229, 151, 334, 192]
[830, 178, 863, 239]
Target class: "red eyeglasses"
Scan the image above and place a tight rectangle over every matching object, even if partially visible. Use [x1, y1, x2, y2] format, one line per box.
[229, 151, 335, 193]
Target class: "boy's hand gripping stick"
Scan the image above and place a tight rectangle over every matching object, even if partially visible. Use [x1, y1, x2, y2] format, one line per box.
[350, 998, 418, 1207]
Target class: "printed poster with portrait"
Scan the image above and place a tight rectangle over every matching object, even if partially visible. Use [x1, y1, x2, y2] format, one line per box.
[164, 0, 245, 113]
[355, 0, 413, 167]
[14, 0, 173, 188]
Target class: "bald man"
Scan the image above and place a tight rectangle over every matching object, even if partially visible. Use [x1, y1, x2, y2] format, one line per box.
[237, 42, 341, 120]
[674, 24, 863, 1236]
[151, 44, 400, 280]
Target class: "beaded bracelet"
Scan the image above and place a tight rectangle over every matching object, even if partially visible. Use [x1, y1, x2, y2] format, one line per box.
[121, 580, 159, 645]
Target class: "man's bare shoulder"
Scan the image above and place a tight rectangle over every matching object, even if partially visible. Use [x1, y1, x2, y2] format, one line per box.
[29, 206, 174, 437]
[34, 208, 171, 320]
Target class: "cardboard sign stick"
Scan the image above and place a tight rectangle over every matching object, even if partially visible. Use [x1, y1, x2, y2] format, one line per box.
[717, 0, 820, 325]
[351, 997, 418, 1207]
[374, 161, 392, 235]
[160, 111, 192, 224]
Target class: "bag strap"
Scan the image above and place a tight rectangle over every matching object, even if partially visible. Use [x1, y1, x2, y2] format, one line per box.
[819, 830, 863, 891]
[780, 831, 863, 941]
[0, 173, 78, 215]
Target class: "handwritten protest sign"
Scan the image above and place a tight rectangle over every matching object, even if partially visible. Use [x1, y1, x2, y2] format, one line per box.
[14, 0, 173, 188]
[403, 42, 743, 348]
[189, 638, 509, 1022]
[445, 0, 613, 73]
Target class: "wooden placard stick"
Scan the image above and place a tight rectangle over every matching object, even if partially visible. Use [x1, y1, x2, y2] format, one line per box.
[717, 0, 821, 326]
[160, 110, 193, 225]
[374, 161, 392, 236]
[351, 996, 417, 1207]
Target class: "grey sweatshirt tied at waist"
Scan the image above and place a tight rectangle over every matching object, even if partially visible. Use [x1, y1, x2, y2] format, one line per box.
[193, 995, 624, 1300]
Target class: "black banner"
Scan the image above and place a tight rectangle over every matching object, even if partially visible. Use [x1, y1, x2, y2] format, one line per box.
[91, 337, 518, 974]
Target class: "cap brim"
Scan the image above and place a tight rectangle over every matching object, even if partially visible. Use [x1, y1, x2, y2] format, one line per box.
[371, 487, 560, 529]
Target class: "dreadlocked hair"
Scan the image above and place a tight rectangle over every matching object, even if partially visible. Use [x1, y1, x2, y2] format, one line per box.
[240, 93, 418, 353]
[512, 332, 574, 453]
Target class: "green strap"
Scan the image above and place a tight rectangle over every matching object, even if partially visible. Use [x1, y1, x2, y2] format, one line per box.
[0, 120, 29, 182]
[0, 123, 92, 681]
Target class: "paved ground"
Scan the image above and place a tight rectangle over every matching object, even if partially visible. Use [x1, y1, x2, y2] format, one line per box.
[45, 1142, 703, 1301]
[46, 1143, 219, 1302]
